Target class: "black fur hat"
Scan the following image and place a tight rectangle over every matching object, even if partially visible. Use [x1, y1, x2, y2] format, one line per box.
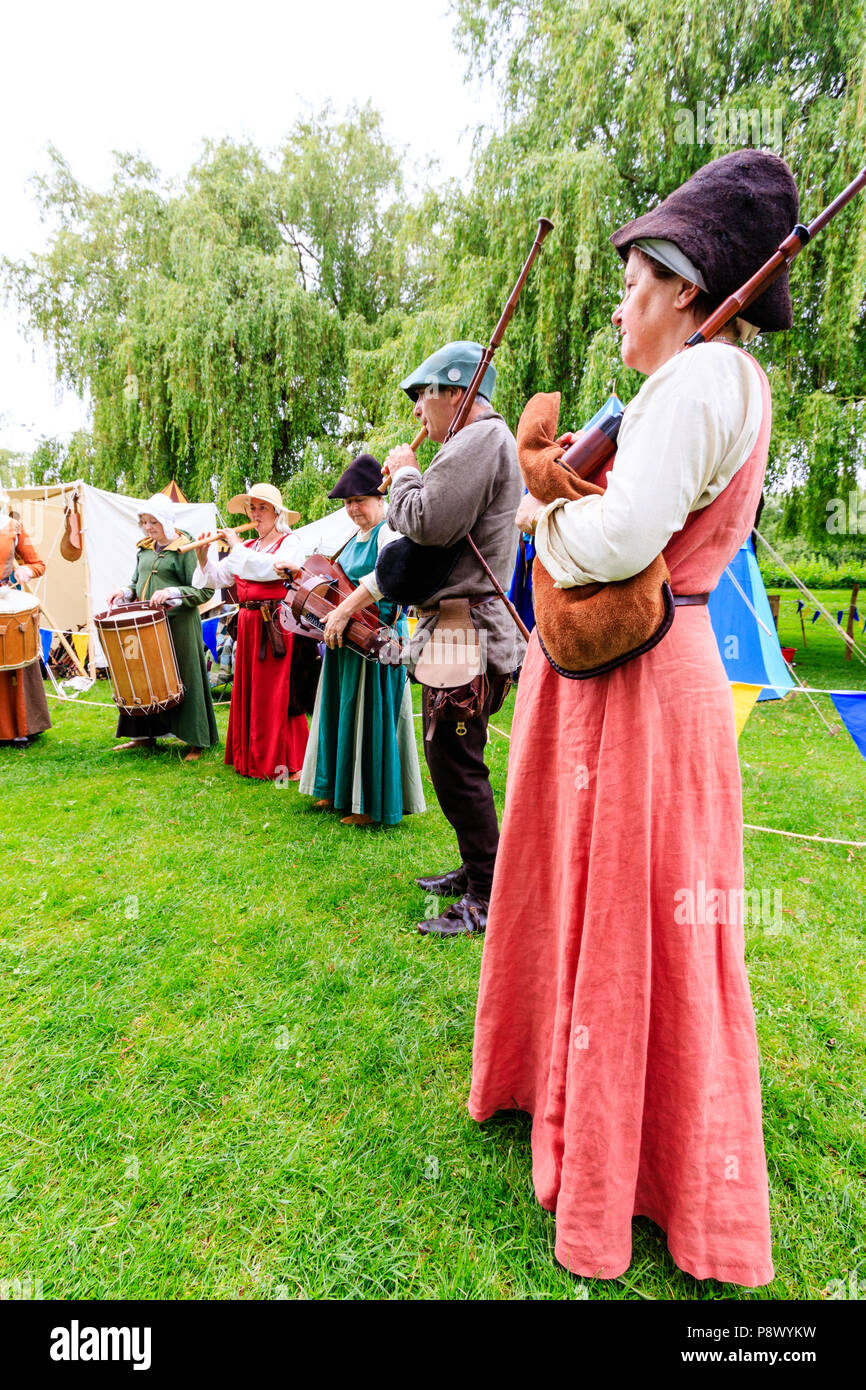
[329, 453, 383, 498]
[610, 149, 800, 331]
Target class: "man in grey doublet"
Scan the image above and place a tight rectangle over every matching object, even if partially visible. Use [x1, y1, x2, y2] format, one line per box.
[379, 340, 526, 937]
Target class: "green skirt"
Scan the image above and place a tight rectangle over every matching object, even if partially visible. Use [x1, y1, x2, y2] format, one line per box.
[301, 647, 424, 826]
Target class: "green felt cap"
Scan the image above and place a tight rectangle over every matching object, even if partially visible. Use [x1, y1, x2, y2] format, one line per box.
[400, 340, 496, 401]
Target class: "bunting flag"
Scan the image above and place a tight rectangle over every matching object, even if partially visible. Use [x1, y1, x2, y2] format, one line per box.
[731, 682, 764, 738]
[202, 617, 219, 661]
[507, 531, 537, 633]
[830, 692, 866, 761]
[71, 632, 90, 665]
[39, 627, 53, 664]
[796, 600, 805, 613]
[836, 610, 844, 625]
[811, 610, 821, 623]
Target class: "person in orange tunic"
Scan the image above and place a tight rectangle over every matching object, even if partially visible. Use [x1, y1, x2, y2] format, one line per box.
[469, 150, 799, 1287]
[0, 492, 51, 747]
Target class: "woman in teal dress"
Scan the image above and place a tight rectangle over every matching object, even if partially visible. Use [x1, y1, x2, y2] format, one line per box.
[298, 454, 424, 827]
[107, 493, 219, 761]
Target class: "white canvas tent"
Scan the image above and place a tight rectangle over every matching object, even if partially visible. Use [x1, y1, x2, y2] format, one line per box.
[5, 481, 217, 669]
[292, 505, 358, 556]
[6, 483, 386, 669]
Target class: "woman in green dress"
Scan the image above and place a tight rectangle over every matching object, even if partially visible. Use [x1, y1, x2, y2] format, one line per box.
[297, 454, 424, 826]
[107, 494, 218, 761]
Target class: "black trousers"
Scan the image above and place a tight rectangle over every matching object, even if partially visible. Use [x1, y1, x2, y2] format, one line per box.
[420, 673, 510, 901]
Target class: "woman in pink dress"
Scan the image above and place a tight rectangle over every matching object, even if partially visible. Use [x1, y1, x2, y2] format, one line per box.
[469, 150, 800, 1287]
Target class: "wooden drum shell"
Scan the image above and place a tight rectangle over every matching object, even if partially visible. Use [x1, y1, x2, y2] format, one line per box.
[95, 603, 184, 715]
[0, 598, 41, 672]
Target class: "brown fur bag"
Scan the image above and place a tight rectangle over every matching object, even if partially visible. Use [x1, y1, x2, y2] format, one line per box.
[518, 392, 674, 677]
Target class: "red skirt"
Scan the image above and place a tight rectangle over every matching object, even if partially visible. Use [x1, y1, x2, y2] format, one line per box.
[225, 606, 308, 780]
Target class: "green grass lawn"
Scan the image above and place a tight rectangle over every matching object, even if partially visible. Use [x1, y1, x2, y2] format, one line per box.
[1, 592, 864, 1300]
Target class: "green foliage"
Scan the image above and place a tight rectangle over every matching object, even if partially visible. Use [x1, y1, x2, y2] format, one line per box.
[4, 6, 866, 532]
[758, 553, 866, 587]
[2, 110, 429, 510]
[0, 447, 30, 490]
[435, 0, 866, 497]
[27, 432, 99, 488]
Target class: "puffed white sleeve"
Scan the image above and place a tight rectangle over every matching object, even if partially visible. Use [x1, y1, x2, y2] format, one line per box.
[533, 346, 763, 588]
[229, 532, 304, 580]
[192, 543, 236, 589]
[359, 521, 402, 603]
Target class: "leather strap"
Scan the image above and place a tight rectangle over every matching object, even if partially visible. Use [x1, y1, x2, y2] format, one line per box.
[416, 595, 498, 617]
[672, 592, 710, 606]
[240, 601, 286, 659]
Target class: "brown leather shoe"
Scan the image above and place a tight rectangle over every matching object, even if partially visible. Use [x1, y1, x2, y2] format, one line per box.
[418, 892, 489, 938]
[312, 799, 335, 811]
[340, 813, 374, 827]
[415, 866, 468, 897]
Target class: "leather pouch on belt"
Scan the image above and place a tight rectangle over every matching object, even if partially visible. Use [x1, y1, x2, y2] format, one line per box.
[415, 599, 488, 742]
[414, 598, 483, 687]
[519, 392, 674, 679]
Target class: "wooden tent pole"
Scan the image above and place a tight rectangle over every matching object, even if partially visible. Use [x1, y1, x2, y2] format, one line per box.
[77, 489, 98, 679]
[21, 583, 88, 679]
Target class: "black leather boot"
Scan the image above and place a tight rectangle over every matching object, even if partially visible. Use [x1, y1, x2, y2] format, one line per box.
[415, 866, 469, 897]
[417, 891, 489, 938]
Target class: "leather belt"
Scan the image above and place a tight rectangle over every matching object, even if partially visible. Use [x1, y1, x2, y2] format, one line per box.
[417, 595, 497, 617]
[239, 601, 286, 659]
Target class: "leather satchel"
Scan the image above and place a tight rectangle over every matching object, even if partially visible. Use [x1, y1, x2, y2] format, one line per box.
[415, 597, 488, 740]
[518, 392, 675, 678]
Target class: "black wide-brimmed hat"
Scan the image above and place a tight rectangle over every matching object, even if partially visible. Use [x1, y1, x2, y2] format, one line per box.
[610, 149, 800, 331]
[328, 453, 383, 499]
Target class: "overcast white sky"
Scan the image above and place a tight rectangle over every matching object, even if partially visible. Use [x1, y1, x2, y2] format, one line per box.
[0, 0, 496, 455]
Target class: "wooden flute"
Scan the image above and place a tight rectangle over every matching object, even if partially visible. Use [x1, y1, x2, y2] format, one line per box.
[175, 521, 258, 553]
[377, 425, 428, 494]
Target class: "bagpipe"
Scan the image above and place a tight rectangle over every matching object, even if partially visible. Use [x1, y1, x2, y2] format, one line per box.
[520, 161, 866, 678]
[278, 554, 405, 665]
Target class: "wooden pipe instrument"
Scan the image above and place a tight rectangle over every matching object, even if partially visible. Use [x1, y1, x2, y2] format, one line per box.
[175, 521, 258, 553]
[378, 215, 555, 496]
[377, 426, 427, 493]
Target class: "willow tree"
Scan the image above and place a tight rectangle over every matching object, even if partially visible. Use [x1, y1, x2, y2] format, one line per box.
[351, 0, 866, 544]
[3, 107, 427, 506]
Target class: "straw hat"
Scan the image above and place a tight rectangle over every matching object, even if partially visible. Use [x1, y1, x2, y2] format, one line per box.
[227, 482, 300, 526]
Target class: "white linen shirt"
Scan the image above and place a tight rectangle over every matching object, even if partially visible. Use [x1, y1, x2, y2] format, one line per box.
[534, 344, 764, 588]
[193, 532, 304, 589]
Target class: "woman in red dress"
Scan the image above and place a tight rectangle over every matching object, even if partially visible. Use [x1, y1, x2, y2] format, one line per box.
[470, 150, 800, 1287]
[194, 483, 309, 781]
